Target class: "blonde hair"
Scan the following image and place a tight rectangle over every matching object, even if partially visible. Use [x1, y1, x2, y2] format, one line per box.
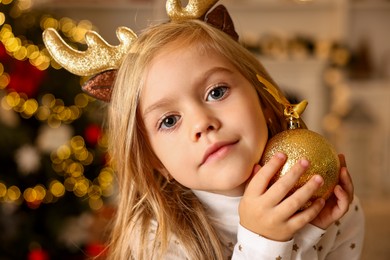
[107, 19, 293, 259]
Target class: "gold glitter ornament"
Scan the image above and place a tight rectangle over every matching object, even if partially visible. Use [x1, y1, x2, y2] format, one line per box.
[257, 75, 340, 208]
[260, 128, 340, 206]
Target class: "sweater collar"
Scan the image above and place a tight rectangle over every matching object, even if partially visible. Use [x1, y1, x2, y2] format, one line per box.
[192, 190, 241, 221]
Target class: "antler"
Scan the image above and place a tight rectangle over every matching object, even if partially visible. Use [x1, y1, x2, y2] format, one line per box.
[43, 27, 137, 76]
[166, 0, 219, 21]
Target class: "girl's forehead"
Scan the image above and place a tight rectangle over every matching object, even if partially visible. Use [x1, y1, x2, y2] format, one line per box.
[147, 42, 232, 80]
[142, 40, 223, 83]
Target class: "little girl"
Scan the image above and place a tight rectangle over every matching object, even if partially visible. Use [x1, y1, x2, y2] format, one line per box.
[43, 2, 365, 259]
[105, 20, 364, 259]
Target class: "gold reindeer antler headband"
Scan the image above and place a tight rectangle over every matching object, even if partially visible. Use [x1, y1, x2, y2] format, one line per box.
[43, 0, 238, 102]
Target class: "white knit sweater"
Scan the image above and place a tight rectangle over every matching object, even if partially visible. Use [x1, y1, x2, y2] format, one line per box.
[157, 190, 365, 259]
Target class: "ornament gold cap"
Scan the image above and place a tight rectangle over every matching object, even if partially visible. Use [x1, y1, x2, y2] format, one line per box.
[287, 117, 300, 129]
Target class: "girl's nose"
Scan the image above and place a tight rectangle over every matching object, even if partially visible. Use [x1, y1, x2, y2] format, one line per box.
[190, 108, 221, 142]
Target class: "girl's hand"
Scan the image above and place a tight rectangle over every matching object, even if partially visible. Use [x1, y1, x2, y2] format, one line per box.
[239, 153, 326, 242]
[310, 154, 354, 229]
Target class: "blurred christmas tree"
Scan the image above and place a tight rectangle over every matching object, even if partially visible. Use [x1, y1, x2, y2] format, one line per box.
[0, 0, 114, 259]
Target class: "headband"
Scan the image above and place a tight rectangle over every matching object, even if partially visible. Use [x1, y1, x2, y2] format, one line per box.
[42, 0, 238, 102]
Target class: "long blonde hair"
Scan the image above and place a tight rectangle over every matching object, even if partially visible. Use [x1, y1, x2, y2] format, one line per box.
[107, 19, 290, 259]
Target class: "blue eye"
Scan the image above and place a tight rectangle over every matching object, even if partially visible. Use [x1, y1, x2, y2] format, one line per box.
[159, 115, 180, 130]
[207, 85, 228, 101]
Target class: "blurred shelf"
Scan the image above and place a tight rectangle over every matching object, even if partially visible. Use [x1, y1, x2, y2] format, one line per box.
[33, 1, 154, 11]
[36, 0, 340, 12]
[35, 0, 390, 12]
[350, 1, 390, 11]
[347, 79, 390, 88]
[223, 0, 337, 11]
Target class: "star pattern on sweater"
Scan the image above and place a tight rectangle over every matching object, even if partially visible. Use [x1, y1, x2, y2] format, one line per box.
[187, 191, 363, 259]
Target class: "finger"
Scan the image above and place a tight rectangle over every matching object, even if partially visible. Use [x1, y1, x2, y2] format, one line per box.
[338, 154, 347, 168]
[279, 174, 324, 215]
[338, 154, 353, 203]
[289, 198, 325, 229]
[339, 166, 354, 203]
[333, 185, 350, 216]
[265, 159, 310, 205]
[245, 152, 286, 197]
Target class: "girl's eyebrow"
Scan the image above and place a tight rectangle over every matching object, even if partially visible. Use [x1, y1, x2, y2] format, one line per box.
[143, 99, 174, 119]
[142, 66, 233, 118]
[196, 66, 233, 87]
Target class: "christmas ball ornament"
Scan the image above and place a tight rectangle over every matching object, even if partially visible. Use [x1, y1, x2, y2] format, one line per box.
[257, 75, 340, 208]
[260, 128, 340, 206]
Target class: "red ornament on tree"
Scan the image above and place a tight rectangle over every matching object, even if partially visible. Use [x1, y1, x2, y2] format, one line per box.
[0, 43, 11, 62]
[7, 59, 46, 98]
[28, 249, 49, 260]
[84, 124, 102, 146]
[85, 242, 108, 259]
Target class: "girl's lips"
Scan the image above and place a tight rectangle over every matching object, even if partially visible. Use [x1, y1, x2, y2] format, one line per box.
[201, 140, 238, 165]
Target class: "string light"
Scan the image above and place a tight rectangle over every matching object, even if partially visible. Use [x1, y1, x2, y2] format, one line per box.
[46, 135, 114, 209]
[0, 91, 96, 126]
[1, 0, 14, 6]
[0, 133, 114, 210]
[1, 10, 96, 72]
[0, 4, 112, 211]
[0, 12, 6, 26]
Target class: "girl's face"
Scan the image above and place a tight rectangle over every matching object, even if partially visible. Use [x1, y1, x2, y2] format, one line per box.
[140, 42, 268, 196]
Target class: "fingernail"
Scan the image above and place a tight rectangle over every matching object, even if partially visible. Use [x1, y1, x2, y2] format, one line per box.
[276, 152, 286, 160]
[339, 154, 347, 167]
[299, 159, 309, 168]
[314, 175, 324, 185]
[335, 185, 343, 193]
